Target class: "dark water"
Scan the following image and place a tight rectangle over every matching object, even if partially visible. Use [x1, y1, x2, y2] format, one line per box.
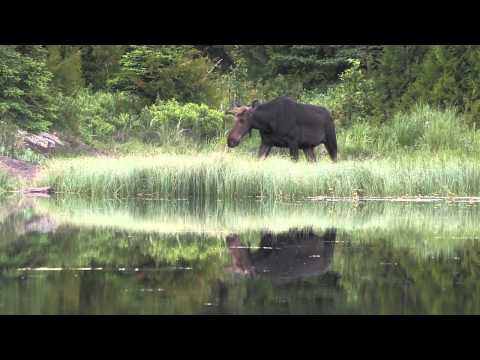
[1, 196, 480, 315]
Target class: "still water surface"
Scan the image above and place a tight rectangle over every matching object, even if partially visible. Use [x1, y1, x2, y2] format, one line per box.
[1, 196, 480, 315]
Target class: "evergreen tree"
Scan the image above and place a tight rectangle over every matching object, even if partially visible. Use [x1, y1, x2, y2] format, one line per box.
[371, 45, 429, 117]
[0, 45, 57, 131]
[81, 45, 126, 90]
[406, 45, 480, 125]
[46, 45, 84, 95]
[111, 45, 222, 106]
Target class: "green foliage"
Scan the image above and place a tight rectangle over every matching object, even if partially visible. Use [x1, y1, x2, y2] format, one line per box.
[369, 45, 480, 127]
[55, 89, 145, 141]
[231, 45, 364, 89]
[404, 46, 480, 126]
[370, 45, 429, 117]
[46, 45, 85, 95]
[111, 45, 222, 107]
[80, 45, 126, 90]
[339, 104, 476, 159]
[0, 46, 57, 132]
[141, 99, 228, 141]
[267, 45, 362, 88]
[301, 59, 377, 126]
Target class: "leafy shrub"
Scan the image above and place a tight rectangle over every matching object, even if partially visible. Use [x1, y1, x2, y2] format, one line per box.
[300, 59, 377, 127]
[56, 89, 145, 142]
[141, 100, 227, 141]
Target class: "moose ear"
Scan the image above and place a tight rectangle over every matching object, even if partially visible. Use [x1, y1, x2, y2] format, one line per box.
[251, 100, 260, 108]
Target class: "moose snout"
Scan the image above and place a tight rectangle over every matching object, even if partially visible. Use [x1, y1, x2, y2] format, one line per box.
[227, 137, 240, 148]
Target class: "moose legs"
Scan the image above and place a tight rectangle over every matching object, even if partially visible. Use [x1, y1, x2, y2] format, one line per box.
[289, 144, 300, 161]
[258, 144, 272, 160]
[258, 144, 317, 162]
[303, 147, 317, 162]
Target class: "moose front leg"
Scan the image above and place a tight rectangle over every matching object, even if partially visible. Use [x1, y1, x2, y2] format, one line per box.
[258, 144, 272, 160]
[289, 144, 300, 161]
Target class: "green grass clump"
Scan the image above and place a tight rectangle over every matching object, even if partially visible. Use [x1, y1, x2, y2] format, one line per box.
[0, 172, 15, 194]
[338, 104, 479, 159]
[36, 152, 480, 200]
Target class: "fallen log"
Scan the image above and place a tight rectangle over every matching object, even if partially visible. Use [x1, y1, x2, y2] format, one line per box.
[23, 187, 54, 195]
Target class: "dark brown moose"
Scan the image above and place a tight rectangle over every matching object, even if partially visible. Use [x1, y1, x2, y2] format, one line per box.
[225, 228, 337, 284]
[227, 96, 337, 162]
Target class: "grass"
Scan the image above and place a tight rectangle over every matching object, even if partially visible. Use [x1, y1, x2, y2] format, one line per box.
[24, 104, 480, 199]
[0, 172, 15, 195]
[35, 152, 480, 200]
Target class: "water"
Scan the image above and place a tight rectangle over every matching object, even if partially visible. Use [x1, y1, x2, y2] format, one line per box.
[1, 196, 480, 315]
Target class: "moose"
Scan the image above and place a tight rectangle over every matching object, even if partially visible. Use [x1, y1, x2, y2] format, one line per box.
[225, 228, 337, 284]
[227, 96, 337, 162]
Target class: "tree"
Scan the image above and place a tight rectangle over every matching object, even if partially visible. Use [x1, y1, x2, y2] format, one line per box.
[0, 45, 57, 132]
[81, 45, 127, 90]
[371, 45, 429, 117]
[46, 45, 85, 95]
[111, 45, 222, 107]
[403, 45, 480, 125]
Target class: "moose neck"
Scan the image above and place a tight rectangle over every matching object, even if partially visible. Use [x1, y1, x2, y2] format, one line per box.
[251, 113, 269, 133]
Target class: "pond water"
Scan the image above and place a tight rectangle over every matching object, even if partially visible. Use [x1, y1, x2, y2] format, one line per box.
[1, 196, 480, 315]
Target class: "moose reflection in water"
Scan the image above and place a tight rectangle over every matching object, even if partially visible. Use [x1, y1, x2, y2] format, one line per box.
[225, 228, 337, 284]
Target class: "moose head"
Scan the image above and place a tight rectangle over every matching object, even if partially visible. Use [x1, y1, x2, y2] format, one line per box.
[226, 101, 260, 148]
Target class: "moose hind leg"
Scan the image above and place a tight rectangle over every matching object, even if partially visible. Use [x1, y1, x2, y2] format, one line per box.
[303, 147, 317, 162]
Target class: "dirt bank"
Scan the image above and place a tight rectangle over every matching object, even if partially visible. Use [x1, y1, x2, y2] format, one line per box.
[0, 156, 38, 180]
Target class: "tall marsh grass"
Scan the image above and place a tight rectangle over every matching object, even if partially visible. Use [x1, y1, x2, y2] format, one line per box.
[37, 152, 480, 199]
[33, 104, 480, 199]
[0, 172, 13, 194]
[338, 104, 479, 159]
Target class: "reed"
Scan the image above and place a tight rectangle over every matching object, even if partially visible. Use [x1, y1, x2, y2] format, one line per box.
[35, 152, 480, 200]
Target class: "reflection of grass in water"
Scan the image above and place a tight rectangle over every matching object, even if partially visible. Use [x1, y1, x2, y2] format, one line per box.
[4, 197, 480, 314]
[35, 197, 480, 257]
[36, 153, 480, 199]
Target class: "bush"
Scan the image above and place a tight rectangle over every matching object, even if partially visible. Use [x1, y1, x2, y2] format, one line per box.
[300, 59, 377, 127]
[56, 89, 146, 142]
[141, 100, 228, 141]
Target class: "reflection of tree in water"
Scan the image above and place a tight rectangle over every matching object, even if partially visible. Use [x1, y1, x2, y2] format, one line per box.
[4, 198, 480, 314]
[334, 238, 480, 315]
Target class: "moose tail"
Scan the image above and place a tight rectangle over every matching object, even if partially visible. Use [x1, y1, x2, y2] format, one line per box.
[325, 120, 338, 162]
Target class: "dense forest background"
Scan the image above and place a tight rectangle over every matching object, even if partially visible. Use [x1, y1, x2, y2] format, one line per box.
[2, 45, 480, 148]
